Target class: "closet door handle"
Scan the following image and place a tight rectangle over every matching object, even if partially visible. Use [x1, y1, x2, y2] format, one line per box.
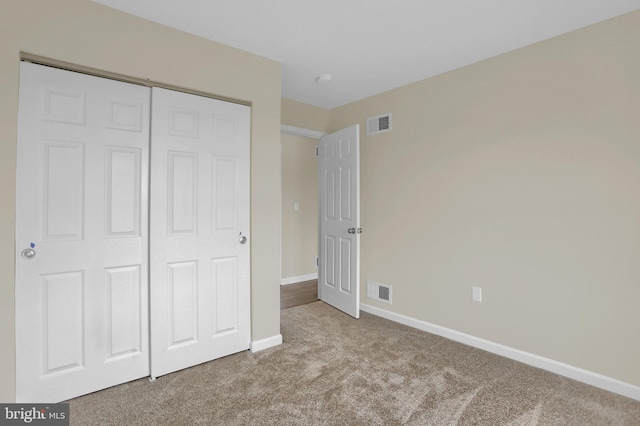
[21, 248, 36, 260]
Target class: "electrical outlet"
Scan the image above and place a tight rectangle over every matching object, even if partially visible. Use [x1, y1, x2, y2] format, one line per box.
[472, 286, 482, 302]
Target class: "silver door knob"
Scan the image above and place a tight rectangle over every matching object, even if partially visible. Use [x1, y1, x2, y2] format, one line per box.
[239, 232, 248, 244]
[348, 228, 356, 234]
[21, 248, 36, 260]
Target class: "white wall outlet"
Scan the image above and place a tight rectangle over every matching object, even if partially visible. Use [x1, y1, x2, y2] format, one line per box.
[472, 286, 482, 302]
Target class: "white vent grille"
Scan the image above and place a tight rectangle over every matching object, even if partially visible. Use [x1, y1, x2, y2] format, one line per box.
[378, 285, 390, 302]
[367, 113, 392, 135]
[366, 280, 392, 304]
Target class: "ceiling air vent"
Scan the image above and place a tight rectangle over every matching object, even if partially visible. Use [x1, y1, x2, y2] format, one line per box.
[367, 113, 392, 135]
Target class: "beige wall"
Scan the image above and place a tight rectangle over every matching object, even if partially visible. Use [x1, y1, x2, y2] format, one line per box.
[279, 99, 327, 281]
[282, 98, 331, 133]
[0, 0, 281, 402]
[281, 133, 319, 279]
[330, 11, 640, 387]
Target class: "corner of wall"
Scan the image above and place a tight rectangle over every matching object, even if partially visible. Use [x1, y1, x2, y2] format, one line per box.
[281, 98, 330, 133]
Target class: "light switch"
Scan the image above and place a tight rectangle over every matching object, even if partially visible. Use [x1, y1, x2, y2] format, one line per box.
[294, 202, 299, 211]
[472, 286, 482, 302]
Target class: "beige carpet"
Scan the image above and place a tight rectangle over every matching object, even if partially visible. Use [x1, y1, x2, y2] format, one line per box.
[69, 301, 640, 425]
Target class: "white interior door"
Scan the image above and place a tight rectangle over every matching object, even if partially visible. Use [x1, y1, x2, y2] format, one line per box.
[318, 125, 360, 318]
[16, 62, 151, 402]
[150, 88, 251, 378]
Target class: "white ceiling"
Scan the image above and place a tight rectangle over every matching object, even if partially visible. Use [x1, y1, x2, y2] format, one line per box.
[92, 0, 640, 109]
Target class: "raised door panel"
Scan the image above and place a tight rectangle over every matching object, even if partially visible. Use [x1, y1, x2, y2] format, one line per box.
[168, 152, 198, 235]
[340, 167, 352, 221]
[42, 272, 85, 374]
[169, 107, 199, 138]
[43, 142, 85, 240]
[43, 89, 85, 124]
[106, 147, 141, 237]
[212, 158, 238, 232]
[168, 261, 199, 348]
[106, 99, 143, 132]
[324, 236, 336, 289]
[106, 265, 143, 360]
[211, 257, 238, 334]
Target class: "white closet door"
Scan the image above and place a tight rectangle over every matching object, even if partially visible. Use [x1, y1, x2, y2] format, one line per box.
[150, 88, 251, 378]
[15, 62, 151, 402]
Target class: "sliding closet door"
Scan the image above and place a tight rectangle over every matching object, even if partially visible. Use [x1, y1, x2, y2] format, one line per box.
[15, 62, 151, 402]
[150, 88, 251, 377]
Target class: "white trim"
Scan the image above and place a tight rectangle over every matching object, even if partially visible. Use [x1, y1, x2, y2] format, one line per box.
[281, 124, 326, 139]
[360, 303, 640, 402]
[281, 273, 318, 286]
[250, 334, 283, 353]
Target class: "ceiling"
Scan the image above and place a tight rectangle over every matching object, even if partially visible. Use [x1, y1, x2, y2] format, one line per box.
[92, 0, 640, 109]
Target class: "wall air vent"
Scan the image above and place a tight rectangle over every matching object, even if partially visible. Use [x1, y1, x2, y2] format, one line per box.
[378, 285, 390, 302]
[367, 113, 392, 135]
[366, 280, 392, 304]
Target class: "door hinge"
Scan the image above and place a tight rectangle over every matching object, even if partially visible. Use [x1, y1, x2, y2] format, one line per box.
[315, 256, 319, 268]
[315, 146, 319, 158]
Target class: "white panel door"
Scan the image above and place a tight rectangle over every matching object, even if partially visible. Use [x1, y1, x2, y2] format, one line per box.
[318, 125, 360, 318]
[150, 88, 250, 377]
[15, 62, 151, 402]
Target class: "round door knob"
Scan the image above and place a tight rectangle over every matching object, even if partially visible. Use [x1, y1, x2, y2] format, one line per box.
[21, 248, 36, 260]
[239, 233, 248, 244]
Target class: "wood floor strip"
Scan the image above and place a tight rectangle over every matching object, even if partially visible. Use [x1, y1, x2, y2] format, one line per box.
[280, 280, 318, 310]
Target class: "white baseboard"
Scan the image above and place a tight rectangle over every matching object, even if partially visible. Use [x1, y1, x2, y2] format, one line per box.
[360, 303, 640, 402]
[280, 273, 318, 286]
[250, 334, 283, 353]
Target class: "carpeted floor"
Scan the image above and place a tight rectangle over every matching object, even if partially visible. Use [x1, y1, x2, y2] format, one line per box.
[69, 301, 640, 425]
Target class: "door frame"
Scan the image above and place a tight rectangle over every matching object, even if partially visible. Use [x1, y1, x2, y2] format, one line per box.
[280, 125, 326, 286]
